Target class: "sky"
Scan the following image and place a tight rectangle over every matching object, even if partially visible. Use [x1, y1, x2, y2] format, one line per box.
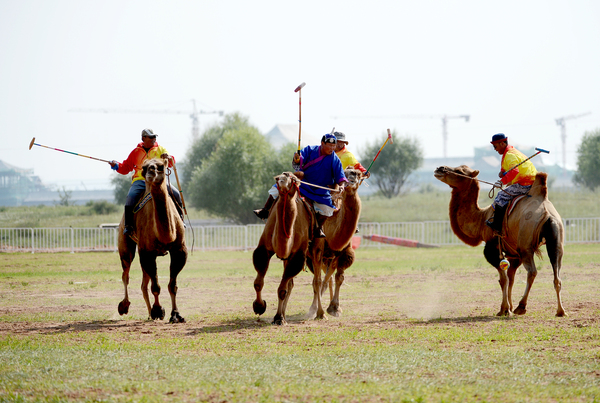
[2, 0, 600, 190]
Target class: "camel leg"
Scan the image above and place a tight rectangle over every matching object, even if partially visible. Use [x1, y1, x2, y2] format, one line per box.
[273, 250, 305, 325]
[117, 236, 136, 316]
[506, 259, 521, 313]
[307, 240, 326, 321]
[168, 247, 188, 323]
[543, 218, 567, 317]
[484, 241, 511, 316]
[328, 246, 354, 317]
[252, 244, 273, 316]
[141, 272, 152, 319]
[139, 250, 165, 320]
[513, 254, 537, 315]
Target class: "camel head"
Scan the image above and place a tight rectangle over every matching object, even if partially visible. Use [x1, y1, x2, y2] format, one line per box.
[274, 172, 300, 195]
[434, 165, 479, 190]
[343, 168, 362, 194]
[142, 158, 168, 187]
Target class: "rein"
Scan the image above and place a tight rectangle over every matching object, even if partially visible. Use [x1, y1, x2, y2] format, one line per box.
[276, 181, 300, 239]
[445, 170, 516, 198]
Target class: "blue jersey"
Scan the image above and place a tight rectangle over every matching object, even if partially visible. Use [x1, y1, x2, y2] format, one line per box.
[297, 145, 347, 208]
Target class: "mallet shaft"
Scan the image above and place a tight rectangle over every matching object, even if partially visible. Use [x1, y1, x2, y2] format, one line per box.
[29, 137, 111, 163]
[502, 147, 550, 177]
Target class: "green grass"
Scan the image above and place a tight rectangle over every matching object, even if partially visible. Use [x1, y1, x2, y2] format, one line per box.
[0, 245, 599, 402]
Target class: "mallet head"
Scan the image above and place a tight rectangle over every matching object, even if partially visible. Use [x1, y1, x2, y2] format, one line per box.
[535, 147, 550, 154]
[29, 137, 35, 150]
[387, 128, 393, 144]
[294, 82, 306, 92]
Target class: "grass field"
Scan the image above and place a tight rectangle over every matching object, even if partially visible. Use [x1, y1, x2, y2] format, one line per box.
[1, 244, 599, 402]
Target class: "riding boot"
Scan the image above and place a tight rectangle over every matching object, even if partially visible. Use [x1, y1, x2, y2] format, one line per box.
[486, 204, 507, 234]
[123, 206, 134, 236]
[253, 195, 275, 220]
[314, 214, 327, 239]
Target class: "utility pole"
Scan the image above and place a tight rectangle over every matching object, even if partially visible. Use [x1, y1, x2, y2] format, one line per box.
[441, 115, 470, 158]
[555, 112, 591, 175]
[332, 113, 470, 158]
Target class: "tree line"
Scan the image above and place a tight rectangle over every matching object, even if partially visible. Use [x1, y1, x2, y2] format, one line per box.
[111, 112, 599, 224]
[111, 112, 424, 224]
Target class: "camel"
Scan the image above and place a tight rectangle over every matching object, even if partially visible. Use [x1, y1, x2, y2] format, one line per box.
[433, 165, 566, 317]
[117, 158, 188, 323]
[306, 167, 362, 319]
[252, 172, 328, 325]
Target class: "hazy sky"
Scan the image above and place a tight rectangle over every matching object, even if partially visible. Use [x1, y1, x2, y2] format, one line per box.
[2, 0, 599, 190]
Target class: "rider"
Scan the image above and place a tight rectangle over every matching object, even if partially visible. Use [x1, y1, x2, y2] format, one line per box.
[253, 132, 347, 238]
[109, 128, 183, 236]
[333, 131, 370, 177]
[486, 133, 538, 234]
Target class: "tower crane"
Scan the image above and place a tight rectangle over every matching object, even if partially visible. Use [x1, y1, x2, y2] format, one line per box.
[332, 114, 470, 158]
[555, 111, 591, 175]
[70, 99, 224, 139]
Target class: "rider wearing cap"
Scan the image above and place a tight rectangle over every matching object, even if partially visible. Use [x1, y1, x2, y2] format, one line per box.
[486, 133, 538, 234]
[109, 128, 183, 236]
[254, 132, 347, 238]
[333, 131, 370, 178]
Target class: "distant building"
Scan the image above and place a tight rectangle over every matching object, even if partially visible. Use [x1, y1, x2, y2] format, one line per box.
[0, 159, 115, 207]
[0, 160, 46, 206]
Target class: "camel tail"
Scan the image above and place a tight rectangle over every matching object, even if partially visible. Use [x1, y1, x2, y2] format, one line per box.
[531, 209, 553, 259]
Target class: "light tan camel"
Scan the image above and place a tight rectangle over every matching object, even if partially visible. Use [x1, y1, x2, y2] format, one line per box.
[306, 167, 362, 319]
[434, 165, 566, 317]
[117, 158, 188, 323]
[252, 172, 329, 325]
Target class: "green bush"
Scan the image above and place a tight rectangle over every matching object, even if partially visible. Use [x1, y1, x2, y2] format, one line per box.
[85, 200, 119, 215]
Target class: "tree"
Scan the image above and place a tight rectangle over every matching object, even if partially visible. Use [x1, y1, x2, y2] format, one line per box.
[361, 130, 423, 198]
[573, 128, 600, 191]
[180, 113, 251, 190]
[188, 115, 295, 224]
[111, 173, 132, 205]
[56, 187, 73, 206]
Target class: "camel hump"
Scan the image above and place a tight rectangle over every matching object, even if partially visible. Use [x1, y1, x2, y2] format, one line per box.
[528, 172, 548, 199]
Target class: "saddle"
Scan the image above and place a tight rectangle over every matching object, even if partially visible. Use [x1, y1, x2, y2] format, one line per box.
[506, 194, 530, 217]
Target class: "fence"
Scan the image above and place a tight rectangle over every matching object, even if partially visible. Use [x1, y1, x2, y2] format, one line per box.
[1, 217, 598, 254]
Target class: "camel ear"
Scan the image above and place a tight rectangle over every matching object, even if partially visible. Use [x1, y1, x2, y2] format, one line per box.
[142, 164, 148, 178]
[274, 174, 280, 182]
[292, 171, 304, 180]
[470, 170, 480, 178]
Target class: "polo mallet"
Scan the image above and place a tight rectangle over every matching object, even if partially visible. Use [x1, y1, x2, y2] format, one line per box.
[502, 147, 550, 177]
[294, 82, 306, 153]
[28, 137, 111, 163]
[365, 129, 393, 176]
[170, 163, 188, 217]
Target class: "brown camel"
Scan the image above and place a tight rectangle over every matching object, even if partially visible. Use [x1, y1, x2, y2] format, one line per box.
[306, 167, 363, 318]
[252, 172, 328, 325]
[434, 165, 566, 317]
[117, 158, 188, 323]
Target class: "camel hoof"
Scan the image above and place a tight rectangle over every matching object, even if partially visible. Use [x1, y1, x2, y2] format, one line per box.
[151, 304, 165, 320]
[118, 300, 130, 316]
[513, 304, 527, 315]
[272, 314, 286, 325]
[169, 311, 185, 323]
[253, 299, 267, 315]
[556, 310, 567, 317]
[496, 310, 512, 317]
[327, 305, 341, 317]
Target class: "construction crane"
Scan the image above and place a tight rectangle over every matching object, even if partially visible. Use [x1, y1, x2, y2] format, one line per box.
[332, 114, 470, 158]
[70, 99, 224, 139]
[555, 111, 591, 175]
